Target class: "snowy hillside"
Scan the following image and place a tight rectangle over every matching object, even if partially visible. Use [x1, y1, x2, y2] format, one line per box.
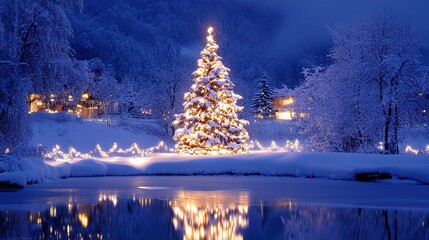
[31, 113, 162, 152]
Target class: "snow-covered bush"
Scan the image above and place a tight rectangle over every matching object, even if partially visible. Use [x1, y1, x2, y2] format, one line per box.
[9, 144, 43, 158]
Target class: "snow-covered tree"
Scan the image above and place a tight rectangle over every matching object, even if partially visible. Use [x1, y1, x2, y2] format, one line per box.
[173, 27, 249, 155]
[0, 65, 32, 154]
[293, 66, 354, 152]
[293, 15, 428, 153]
[89, 59, 120, 125]
[120, 76, 141, 116]
[150, 62, 188, 136]
[251, 74, 274, 119]
[0, 0, 83, 153]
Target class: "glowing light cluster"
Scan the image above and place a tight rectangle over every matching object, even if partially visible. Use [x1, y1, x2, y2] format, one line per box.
[404, 144, 429, 155]
[377, 141, 384, 151]
[246, 139, 303, 152]
[98, 193, 118, 207]
[170, 191, 249, 240]
[43, 140, 303, 160]
[43, 141, 174, 159]
[43, 139, 303, 160]
[405, 145, 420, 155]
[173, 26, 250, 155]
[49, 206, 57, 217]
[78, 213, 89, 228]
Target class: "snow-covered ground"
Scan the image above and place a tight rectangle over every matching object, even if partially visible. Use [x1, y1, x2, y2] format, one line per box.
[1, 151, 428, 188]
[247, 119, 302, 146]
[1, 113, 428, 188]
[31, 113, 163, 152]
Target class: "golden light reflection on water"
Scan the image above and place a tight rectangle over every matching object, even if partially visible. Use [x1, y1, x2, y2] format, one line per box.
[170, 191, 249, 240]
[13, 194, 429, 240]
[78, 213, 89, 228]
[49, 206, 56, 217]
[98, 193, 118, 207]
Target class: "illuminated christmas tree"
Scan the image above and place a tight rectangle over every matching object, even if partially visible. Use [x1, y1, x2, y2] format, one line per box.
[173, 27, 249, 155]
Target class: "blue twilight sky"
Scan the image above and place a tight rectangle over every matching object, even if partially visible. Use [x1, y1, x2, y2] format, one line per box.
[247, 0, 429, 55]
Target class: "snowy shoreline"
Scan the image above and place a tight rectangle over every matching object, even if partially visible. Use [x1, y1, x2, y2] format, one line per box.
[1, 151, 428, 188]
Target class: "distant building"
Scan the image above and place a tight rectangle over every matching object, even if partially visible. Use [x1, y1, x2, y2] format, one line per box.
[273, 96, 296, 120]
[77, 92, 104, 118]
[28, 92, 152, 119]
[28, 93, 75, 114]
[28, 92, 102, 118]
[28, 93, 46, 113]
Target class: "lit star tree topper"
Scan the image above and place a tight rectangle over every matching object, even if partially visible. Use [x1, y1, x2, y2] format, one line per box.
[172, 27, 250, 155]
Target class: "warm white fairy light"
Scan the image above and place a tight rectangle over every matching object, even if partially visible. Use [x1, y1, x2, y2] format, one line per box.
[284, 139, 303, 152]
[377, 141, 384, 151]
[269, 141, 280, 151]
[43, 141, 172, 160]
[42, 140, 303, 160]
[93, 144, 109, 158]
[405, 145, 419, 155]
[244, 139, 303, 152]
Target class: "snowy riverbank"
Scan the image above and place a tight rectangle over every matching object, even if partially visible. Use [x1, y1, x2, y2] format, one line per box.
[1, 151, 428, 188]
[1, 113, 428, 188]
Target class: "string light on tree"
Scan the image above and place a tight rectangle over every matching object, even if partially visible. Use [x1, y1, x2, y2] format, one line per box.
[173, 26, 250, 155]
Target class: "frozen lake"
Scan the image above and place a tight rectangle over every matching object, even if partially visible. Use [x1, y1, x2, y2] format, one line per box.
[1, 176, 429, 239]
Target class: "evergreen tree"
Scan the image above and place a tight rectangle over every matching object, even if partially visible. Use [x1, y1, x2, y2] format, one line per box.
[251, 75, 274, 118]
[173, 27, 249, 155]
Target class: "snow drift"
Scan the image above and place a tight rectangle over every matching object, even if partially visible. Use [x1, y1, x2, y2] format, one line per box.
[1, 151, 429, 188]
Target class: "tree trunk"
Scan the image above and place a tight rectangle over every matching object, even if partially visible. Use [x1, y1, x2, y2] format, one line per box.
[392, 104, 399, 154]
[384, 103, 392, 154]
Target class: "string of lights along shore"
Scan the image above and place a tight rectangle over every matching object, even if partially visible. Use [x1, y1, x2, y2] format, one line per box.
[173, 27, 250, 155]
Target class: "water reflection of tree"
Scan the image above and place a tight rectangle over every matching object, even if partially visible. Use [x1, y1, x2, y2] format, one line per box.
[0, 195, 178, 239]
[245, 204, 429, 239]
[170, 191, 249, 240]
[0, 198, 428, 239]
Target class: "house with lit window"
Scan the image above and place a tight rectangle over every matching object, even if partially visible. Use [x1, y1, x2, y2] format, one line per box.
[273, 96, 297, 120]
[28, 93, 75, 114]
[76, 92, 104, 118]
[28, 92, 101, 118]
[28, 92, 152, 119]
[28, 93, 46, 113]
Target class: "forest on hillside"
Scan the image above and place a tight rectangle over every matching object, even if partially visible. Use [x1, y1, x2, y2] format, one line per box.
[1, 0, 428, 154]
